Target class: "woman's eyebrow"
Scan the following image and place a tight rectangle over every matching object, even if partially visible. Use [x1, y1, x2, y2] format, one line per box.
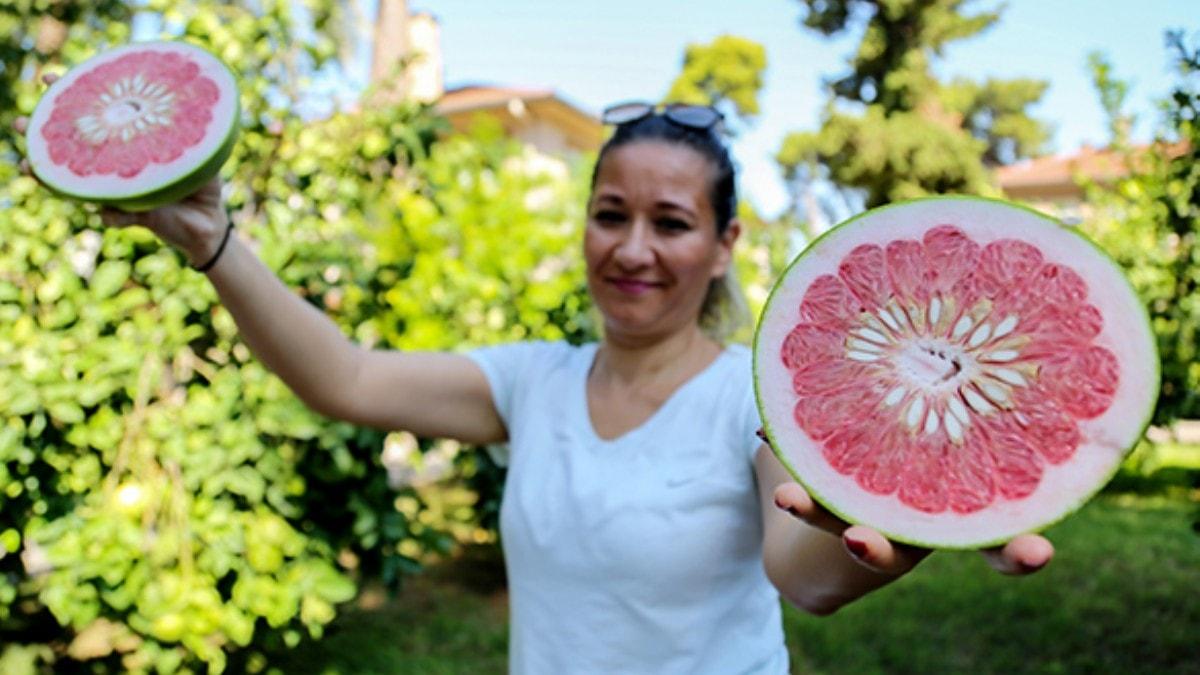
[655, 199, 697, 219]
[592, 192, 625, 205]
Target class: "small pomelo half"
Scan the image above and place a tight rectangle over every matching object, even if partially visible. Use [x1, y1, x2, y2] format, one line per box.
[753, 197, 1159, 549]
[25, 41, 239, 212]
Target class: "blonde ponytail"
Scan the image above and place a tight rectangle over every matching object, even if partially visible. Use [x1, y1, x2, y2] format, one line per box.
[699, 266, 750, 343]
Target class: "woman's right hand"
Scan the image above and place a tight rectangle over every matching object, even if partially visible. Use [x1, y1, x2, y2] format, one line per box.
[14, 73, 229, 268]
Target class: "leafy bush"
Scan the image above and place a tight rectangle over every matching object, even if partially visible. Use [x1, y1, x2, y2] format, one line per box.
[0, 3, 598, 672]
[1081, 31, 1200, 426]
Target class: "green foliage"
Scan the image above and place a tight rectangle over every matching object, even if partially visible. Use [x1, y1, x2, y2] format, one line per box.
[797, 0, 1000, 111]
[1080, 32, 1200, 425]
[779, 0, 1049, 209]
[733, 203, 807, 334]
[0, 2, 593, 673]
[664, 34, 767, 133]
[778, 105, 994, 208]
[1086, 51, 1134, 147]
[939, 77, 1051, 165]
[367, 116, 594, 351]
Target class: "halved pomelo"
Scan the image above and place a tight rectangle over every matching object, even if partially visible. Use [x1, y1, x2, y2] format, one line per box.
[25, 41, 239, 212]
[753, 197, 1159, 549]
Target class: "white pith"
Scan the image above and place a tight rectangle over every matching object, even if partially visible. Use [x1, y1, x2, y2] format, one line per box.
[754, 199, 1159, 548]
[26, 41, 238, 200]
[75, 73, 177, 145]
[844, 294, 1036, 444]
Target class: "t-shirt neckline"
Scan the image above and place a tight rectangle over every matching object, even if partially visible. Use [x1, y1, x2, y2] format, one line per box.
[577, 342, 731, 447]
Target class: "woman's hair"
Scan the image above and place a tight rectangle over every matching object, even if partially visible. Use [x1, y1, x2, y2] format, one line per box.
[590, 114, 750, 341]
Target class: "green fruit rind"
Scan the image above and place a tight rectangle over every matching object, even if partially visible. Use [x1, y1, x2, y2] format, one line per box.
[25, 40, 240, 212]
[752, 195, 1160, 550]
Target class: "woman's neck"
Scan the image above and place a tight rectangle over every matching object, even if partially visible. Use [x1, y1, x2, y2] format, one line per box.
[593, 324, 721, 389]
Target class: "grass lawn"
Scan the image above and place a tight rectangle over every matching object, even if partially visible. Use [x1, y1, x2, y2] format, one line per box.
[270, 496, 1199, 674]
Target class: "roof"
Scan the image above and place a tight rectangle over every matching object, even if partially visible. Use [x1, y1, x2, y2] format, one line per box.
[436, 85, 557, 114]
[434, 85, 604, 154]
[996, 142, 1189, 201]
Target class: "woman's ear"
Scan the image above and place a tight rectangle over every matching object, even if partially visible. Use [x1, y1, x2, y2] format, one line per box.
[712, 219, 741, 278]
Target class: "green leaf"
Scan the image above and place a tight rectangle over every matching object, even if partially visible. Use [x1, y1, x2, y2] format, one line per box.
[89, 260, 131, 299]
[46, 401, 85, 426]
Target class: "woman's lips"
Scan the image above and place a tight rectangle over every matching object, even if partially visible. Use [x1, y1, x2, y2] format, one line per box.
[608, 278, 660, 295]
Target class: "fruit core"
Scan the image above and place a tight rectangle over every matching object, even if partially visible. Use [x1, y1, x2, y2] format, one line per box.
[845, 295, 1033, 443]
[76, 74, 179, 145]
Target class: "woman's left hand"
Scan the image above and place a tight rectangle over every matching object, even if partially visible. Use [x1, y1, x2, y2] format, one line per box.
[772, 480, 1055, 576]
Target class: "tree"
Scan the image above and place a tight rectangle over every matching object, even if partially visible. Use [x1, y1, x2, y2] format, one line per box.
[777, 0, 1050, 212]
[663, 34, 767, 134]
[1080, 32, 1200, 426]
[1086, 50, 1134, 148]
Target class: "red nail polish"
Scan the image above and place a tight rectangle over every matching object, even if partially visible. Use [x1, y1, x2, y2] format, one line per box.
[1018, 560, 1043, 574]
[845, 537, 869, 559]
[774, 497, 803, 519]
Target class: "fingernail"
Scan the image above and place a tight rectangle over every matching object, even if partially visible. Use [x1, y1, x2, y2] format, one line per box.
[773, 497, 802, 519]
[845, 536, 869, 559]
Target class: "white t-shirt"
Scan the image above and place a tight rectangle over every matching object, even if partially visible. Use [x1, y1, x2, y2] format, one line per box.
[468, 340, 789, 675]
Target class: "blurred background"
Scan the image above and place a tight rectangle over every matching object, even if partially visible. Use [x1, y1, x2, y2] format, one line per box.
[0, 1, 1197, 673]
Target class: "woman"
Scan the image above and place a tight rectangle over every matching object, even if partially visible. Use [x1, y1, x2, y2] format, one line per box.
[16, 101, 1052, 674]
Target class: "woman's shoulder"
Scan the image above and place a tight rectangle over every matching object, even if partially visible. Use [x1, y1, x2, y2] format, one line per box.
[716, 343, 753, 379]
[469, 339, 594, 371]
[721, 342, 752, 363]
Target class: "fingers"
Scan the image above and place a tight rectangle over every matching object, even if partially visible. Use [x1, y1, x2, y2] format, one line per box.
[99, 207, 144, 229]
[841, 525, 931, 575]
[982, 533, 1054, 576]
[772, 481, 845, 535]
[190, 175, 224, 207]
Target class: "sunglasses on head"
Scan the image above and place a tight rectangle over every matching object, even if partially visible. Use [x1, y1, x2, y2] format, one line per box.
[600, 101, 724, 130]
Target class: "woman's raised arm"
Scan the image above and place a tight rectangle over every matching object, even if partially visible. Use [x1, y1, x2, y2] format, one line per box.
[16, 103, 506, 445]
[192, 204, 506, 444]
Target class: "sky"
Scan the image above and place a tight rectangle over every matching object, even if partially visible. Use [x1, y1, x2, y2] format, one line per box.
[355, 1, 1197, 218]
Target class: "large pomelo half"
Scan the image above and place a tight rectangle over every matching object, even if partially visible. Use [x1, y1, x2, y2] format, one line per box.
[25, 41, 239, 212]
[753, 197, 1159, 549]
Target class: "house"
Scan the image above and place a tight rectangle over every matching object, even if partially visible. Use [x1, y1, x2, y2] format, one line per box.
[369, 0, 603, 159]
[436, 85, 603, 156]
[995, 142, 1188, 222]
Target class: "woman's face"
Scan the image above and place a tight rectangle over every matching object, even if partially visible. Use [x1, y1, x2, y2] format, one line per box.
[585, 140, 738, 340]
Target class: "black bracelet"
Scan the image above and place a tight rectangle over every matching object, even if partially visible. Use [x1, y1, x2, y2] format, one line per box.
[193, 219, 234, 272]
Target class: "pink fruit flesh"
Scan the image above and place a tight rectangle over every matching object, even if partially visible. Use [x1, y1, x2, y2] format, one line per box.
[783, 226, 1119, 515]
[40, 49, 220, 180]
